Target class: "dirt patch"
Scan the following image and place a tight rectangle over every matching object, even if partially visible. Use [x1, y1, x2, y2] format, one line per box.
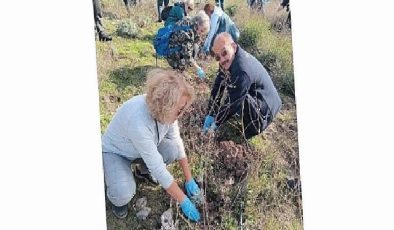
[196, 140, 257, 228]
[213, 141, 250, 183]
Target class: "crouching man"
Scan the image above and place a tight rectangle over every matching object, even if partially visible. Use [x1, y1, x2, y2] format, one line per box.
[203, 32, 282, 139]
[102, 69, 201, 221]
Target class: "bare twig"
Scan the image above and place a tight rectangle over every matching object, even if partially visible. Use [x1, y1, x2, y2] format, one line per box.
[240, 201, 244, 230]
[202, 132, 212, 230]
[175, 200, 179, 225]
[179, 211, 194, 229]
[232, 169, 249, 205]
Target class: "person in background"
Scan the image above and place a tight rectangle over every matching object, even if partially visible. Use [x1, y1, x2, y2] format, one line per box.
[123, 0, 138, 7]
[92, 0, 112, 41]
[215, 0, 224, 10]
[203, 3, 240, 54]
[164, 0, 194, 27]
[157, 0, 170, 22]
[248, 0, 270, 11]
[166, 10, 210, 79]
[278, 0, 291, 29]
[102, 69, 201, 222]
[203, 33, 282, 139]
[123, 0, 138, 15]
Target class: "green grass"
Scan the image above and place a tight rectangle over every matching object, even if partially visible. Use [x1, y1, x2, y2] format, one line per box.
[230, 0, 295, 96]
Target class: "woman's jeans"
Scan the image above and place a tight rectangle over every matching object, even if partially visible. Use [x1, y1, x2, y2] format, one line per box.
[103, 138, 182, 207]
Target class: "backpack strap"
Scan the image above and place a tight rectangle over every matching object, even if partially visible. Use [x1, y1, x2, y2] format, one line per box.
[155, 119, 159, 144]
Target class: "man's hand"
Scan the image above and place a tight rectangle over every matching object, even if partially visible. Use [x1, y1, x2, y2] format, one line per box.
[203, 115, 217, 133]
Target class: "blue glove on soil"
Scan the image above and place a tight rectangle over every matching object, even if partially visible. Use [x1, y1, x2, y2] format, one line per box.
[185, 178, 200, 197]
[197, 67, 206, 80]
[180, 197, 201, 222]
[185, 178, 204, 205]
[203, 115, 217, 133]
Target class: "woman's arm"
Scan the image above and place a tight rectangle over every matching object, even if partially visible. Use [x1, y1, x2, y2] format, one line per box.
[165, 180, 187, 202]
[165, 122, 192, 182]
[178, 157, 192, 182]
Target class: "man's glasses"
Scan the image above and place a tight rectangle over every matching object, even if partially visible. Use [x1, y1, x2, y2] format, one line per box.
[214, 49, 228, 62]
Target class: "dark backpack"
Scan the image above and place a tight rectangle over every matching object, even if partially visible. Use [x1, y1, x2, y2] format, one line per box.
[161, 5, 173, 21]
[153, 24, 190, 57]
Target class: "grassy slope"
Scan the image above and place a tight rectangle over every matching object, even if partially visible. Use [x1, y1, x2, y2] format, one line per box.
[96, 0, 302, 229]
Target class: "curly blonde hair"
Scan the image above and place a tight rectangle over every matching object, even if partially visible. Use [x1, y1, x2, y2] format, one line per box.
[145, 69, 194, 123]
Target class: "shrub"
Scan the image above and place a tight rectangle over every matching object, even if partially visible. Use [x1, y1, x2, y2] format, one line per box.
[116, 20, 138, 38]
[238, 23, 263, 50]
[256, 51, 277, 74]
[256, 49, 295, 97]
[238, 19, 270, 51]
[235, 13, 295, 97]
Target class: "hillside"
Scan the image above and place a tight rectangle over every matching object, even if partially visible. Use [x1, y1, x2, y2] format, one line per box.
[95, 0, 302, 229]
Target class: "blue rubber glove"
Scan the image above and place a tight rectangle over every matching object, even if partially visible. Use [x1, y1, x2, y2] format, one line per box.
[203, 115, 217, 133]
[185, 178, 200, 198]
[180, 197, 201, 222]
[197, 67, 206, 80]
[185, 178, 204, 205]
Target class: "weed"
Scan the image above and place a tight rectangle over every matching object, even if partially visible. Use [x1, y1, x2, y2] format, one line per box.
[238, 22, 264, 50]
[116, 20, 138, 38]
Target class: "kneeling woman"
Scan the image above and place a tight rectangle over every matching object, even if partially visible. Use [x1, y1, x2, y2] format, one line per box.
[102, 69, 201, 221]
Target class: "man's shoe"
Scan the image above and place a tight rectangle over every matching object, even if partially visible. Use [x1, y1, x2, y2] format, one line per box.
[134, 167, 158, 185]
[99, 33, 112, 42]
[112, 204, 128, 219]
